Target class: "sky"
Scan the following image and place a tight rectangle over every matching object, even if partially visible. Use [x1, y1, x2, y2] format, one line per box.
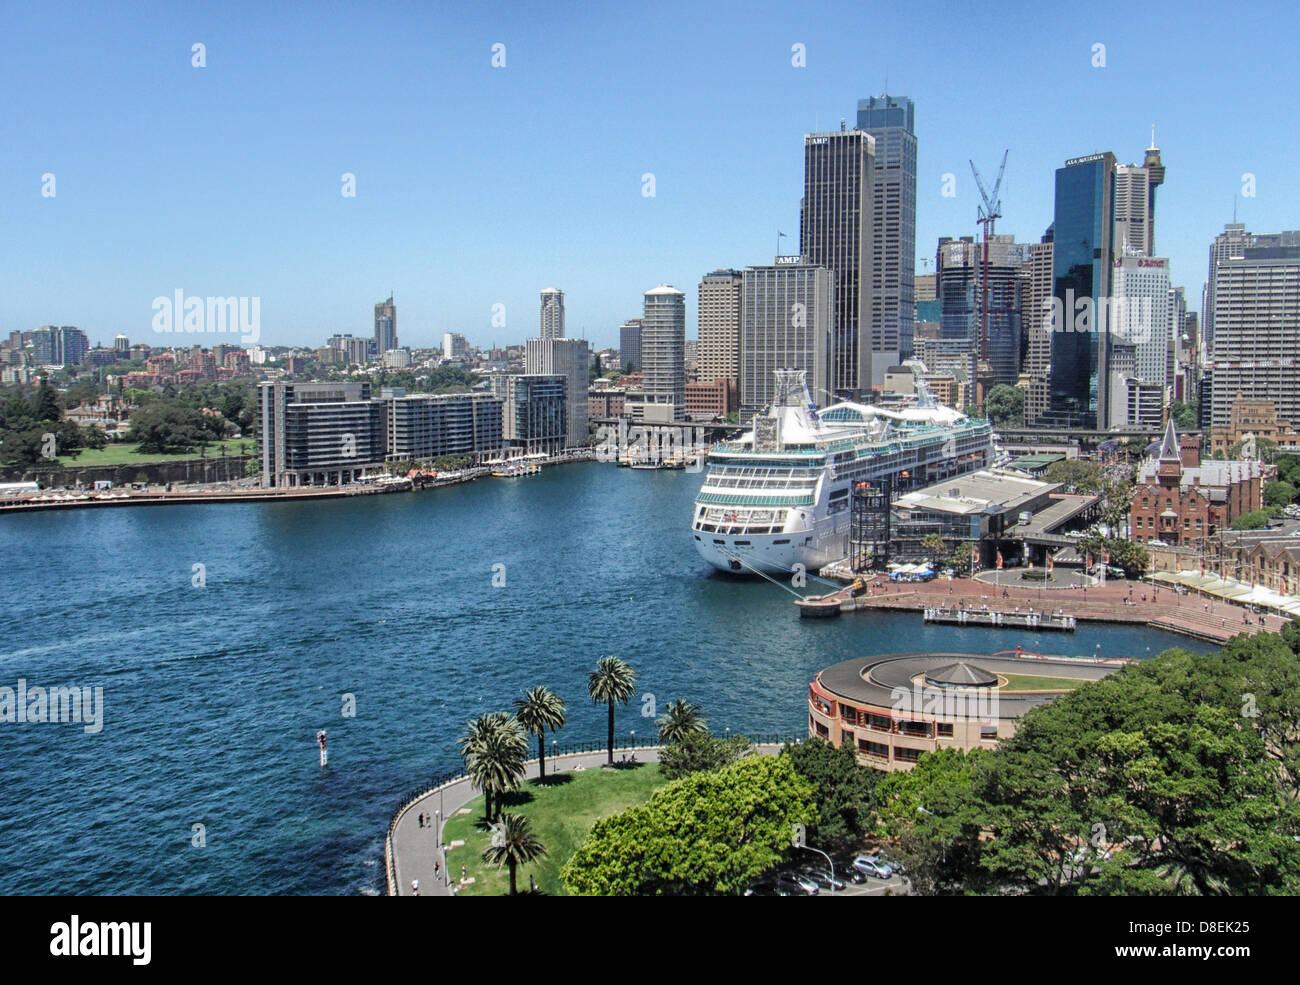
[2, 1, 1297, 352]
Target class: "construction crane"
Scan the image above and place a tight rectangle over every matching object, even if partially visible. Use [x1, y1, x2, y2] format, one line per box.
[969, 150, 1008, 364]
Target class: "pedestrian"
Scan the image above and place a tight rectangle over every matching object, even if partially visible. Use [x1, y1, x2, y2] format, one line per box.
[411, 879, 419, 895]
[461, 864, 467, 881]
[435, 861, 441, 876]
[418, 813, 424, 828]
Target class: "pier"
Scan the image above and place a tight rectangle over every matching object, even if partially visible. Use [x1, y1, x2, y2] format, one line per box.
[923, 605, 1077, 631]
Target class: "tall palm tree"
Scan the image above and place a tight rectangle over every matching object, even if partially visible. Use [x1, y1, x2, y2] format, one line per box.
[458, 712, 527, 821]
[514, 686, 567, 780]
[587, 655, 637, 766]
[656, 699, 708, 744]
[481, 812, 547, 896]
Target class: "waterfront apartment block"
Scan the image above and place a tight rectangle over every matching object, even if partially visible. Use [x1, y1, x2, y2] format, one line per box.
[739, 259, 833, 421]
[809, 653, 1115, 772]
[386, 392, 503, 462]
[525, 336, 589, 447]
[492, 373, 567, 454]
[258, 381, 387, 488]
[801, 129, 874, 397]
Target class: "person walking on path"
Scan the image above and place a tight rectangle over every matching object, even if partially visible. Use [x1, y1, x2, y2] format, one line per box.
[411, 879, 419, 895]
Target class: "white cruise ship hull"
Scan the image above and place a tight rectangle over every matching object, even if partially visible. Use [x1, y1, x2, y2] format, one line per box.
[693, 510, 850, 576]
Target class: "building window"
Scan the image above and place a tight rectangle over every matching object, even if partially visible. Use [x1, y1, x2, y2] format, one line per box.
[859, 739, 889, 759]
[894, 747, 923, 763]
[979, 725, 998, 740]
[936, 723, 954, 737]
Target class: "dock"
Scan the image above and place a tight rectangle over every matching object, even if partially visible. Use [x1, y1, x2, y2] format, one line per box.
[923, 605, 1077, 631]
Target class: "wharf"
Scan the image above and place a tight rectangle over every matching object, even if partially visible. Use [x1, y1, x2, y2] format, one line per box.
[922, 605, 1076, 631]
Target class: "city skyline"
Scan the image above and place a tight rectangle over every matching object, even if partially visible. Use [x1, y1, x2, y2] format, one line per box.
[3, 3, 1298, 352]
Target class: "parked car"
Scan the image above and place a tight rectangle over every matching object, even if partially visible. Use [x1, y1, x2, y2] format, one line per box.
[852, 855, 894, 879]
[799, 865, 846, 892]
[744, 879, 789, 896]
[777, 873, 820, 896]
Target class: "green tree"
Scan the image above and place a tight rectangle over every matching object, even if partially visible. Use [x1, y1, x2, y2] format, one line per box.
[984, 384, 1024, 427]
[514, 686, 566, 780]
[1230, 509, 1275, 531]
[876, 748, 993, 895]
[1044, 459, 1105, 494]
[1265, 481, 1297, 508]
[561, 754, 816, 895]
[782, 738, 878, 850]
[32, 376, 61, 423]
[127, 402, 209, 454]
[458, 712, 528, 822]
[587, 655, 637, 766]
[481, 812, 547, 896]
[658, 732, 751, 779]
[1170, 400, 1198, 432]
[656, 699, 707, 744]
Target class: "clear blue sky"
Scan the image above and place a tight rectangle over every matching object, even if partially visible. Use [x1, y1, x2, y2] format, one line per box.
[1, 1, 1295, 351]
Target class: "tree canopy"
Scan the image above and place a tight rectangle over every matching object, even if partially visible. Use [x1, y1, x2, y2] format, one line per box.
[561, 754, 815, 896]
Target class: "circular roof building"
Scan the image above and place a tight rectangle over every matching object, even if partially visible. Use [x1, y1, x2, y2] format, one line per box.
[808, 651, 1120, 772]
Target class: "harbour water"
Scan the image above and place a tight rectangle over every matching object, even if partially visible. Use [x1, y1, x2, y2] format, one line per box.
[0, 463, 1214, 894]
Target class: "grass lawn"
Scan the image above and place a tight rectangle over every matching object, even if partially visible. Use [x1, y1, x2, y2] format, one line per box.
[55, 438, 250, 467]
[999, 673, 1087, 692]
[442, 763, 665, 896]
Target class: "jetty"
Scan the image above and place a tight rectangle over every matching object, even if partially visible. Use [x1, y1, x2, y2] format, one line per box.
[923, 605, 1076, 631]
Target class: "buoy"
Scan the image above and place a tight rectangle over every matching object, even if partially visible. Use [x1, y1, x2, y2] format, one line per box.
[317, 729, 328, 767]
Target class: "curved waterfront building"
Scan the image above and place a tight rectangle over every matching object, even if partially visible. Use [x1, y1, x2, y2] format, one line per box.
[808, 651, 1118, 772]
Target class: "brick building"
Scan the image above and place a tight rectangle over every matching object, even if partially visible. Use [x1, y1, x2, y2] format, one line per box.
[1130, 420, 1265, 548]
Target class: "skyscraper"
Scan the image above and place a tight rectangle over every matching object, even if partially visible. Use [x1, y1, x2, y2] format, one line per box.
[1204, 223, 1257, 355]
[1206, 242, 1300, 427]
[856, 95, 917, 370]
[1110, 255, 1171, 387]
[641, 285, 686, 423]
[1020, 228, 1055, 424]
[540, 287, 565, 339]
[800, 129, 874, 398]
[374, 295, 397, 355]
[936, 236, 1023, 389]
[739, 259, 833, 420]
[619, 319, 643, 371]
[1048, 152, 1117, 429]
[697, 269, 743, 395]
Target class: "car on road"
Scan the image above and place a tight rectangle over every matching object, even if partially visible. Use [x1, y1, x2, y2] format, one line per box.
[852, 855, 894, 879]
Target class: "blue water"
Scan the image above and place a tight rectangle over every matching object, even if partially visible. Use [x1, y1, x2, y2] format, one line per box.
[0, 464, 1214, 894]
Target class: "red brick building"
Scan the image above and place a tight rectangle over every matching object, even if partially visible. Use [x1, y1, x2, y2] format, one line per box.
[683, 379, 732, 419]
[1130, 421, 1265, 548]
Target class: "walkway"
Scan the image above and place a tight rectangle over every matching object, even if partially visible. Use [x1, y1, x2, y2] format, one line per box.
[842, 576, 1289, 644]
[388, 743, 788, 897]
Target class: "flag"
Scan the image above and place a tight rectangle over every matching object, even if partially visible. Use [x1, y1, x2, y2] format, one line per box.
[972, 544, 978, 567]
[1102, 548, 1110, 565]
[1087, 553, 1094, 569]
[1047, 554, 1054, 573]
[996, 551, 1003, 570]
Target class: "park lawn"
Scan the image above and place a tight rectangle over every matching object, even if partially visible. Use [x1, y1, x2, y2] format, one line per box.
[55, 438, 250, 466]
[442, 762, 665, 896]
[999, 673, 1087, 692]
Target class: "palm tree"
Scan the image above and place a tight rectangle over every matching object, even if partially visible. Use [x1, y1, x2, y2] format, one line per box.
[514, 686, 567, 780]
[458, 712, 528, 821]
[587, 655, 637, 766]
[481, 812, 547, 895]
[656, 699, 707, 744]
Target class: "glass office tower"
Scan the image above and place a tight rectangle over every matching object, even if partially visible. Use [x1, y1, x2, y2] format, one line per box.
[1048, 152, 1116, 428]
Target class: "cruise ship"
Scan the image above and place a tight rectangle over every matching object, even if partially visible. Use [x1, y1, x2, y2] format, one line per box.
[691, 371, 996, 575]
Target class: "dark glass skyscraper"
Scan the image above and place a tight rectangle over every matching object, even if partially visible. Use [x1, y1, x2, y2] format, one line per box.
[800, 130, 873, 399]
[856, 95, 916, 376]
[1048, 152, 1116, 428]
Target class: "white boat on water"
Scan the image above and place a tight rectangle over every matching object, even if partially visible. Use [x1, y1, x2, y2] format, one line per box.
[690, 370, 995, 576]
